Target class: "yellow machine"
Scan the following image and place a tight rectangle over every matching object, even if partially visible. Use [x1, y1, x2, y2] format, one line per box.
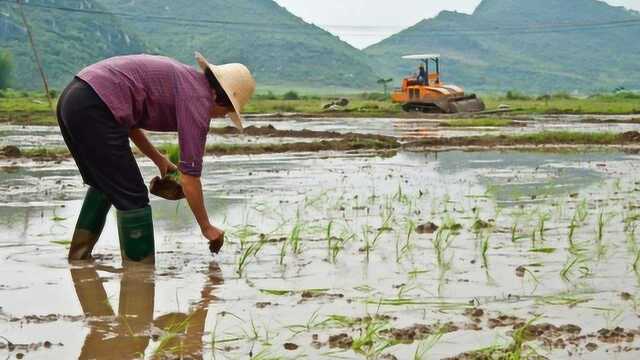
[391, 54, 485, 113]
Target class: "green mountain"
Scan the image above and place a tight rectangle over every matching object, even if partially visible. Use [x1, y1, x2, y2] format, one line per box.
[98, 0, 378, 90]
[1, 0, 379, 90]
[365, 0, 640, 92]
[0, 0, 146, 90]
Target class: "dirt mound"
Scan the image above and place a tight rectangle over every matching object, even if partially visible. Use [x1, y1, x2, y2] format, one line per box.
[621, 131, 640, 142]
[211, 125, 395, 142]
[1, 145, 21, 157]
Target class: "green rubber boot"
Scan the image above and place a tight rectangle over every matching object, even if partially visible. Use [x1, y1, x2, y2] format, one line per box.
[117, 206, 155, 264]
[68, 187, 112, 261]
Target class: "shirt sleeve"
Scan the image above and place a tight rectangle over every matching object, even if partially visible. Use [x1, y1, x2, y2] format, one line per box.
[176, 98, 211, 177]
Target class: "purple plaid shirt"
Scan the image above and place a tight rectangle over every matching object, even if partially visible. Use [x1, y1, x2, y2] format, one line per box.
[77, 54, 214, 177]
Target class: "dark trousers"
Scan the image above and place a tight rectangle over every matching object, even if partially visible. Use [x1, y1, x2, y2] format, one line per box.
[57, 77, 149, 211]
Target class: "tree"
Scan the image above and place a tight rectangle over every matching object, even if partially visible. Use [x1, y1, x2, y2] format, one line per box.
[377, 78, 393, 97]
[0, 49, 13, 89]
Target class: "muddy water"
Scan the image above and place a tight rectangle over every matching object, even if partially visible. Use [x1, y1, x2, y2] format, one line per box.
[2, 150, 640, 359]
[244, 115, 640, 139]
[3, 114, 640, 151]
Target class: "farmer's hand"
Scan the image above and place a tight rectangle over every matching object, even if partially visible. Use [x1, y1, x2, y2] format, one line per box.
[202, 224, 225, 254]
[156, 156, 178, 177]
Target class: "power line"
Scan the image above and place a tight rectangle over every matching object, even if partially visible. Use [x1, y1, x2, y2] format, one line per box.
[3, 0, 640, 37]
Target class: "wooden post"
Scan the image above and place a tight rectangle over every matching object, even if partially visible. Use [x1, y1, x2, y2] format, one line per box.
[16, 0, 53, 110]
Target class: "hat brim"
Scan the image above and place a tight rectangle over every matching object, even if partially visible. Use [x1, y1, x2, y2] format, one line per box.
[195, 52, 244, 131]
[228, 111, 243, 131]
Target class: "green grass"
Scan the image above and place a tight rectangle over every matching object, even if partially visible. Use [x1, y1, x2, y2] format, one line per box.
[0, 95, 56, 125]
[440, 118, 516, 127]
[484, 93, 640, 114]
[243, 98, 402, 115]
[1, 91, 639, 127]
[508, 131, 621, 144]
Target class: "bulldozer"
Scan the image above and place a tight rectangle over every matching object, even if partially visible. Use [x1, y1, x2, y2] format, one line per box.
[391, 54, 485, 113]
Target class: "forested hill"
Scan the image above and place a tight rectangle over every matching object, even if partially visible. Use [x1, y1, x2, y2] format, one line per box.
[0, 0, 146, 90]
[1, 0, 379, 90]
[365, 0, 640, 92]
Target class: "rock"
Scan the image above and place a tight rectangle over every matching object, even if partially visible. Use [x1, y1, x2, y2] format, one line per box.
[1, 145, 20, 157]
[336, 98, 349, 107]
[323, 98, 349, 110]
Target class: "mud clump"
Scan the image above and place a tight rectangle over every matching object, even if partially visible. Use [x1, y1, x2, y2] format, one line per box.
[415, 222, 439, 234]
[1, 145, 20, 157]
[621, 131, 640, 142]
[487, 315, 524, 329]
[150, 175, 185, 200]
[300, 290, 344, 301]
[208, 233, 224, 254]
[283, 342, 299, 350]
[464, 308, 485, 322]
[9, 314, 83, 323]
[381, 322, 460, 343]
[255, 302, 272, 309]
[597, 327, 636, 344]
[328, 333, 353, 349]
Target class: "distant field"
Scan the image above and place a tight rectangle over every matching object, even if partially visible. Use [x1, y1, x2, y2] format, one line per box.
[1, 90, 639, 126]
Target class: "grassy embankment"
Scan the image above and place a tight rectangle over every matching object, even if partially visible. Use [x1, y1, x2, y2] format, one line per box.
[1, 90, 639, 127]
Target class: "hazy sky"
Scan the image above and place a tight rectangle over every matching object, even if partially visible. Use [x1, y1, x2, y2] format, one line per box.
[274, 0, 640, 48]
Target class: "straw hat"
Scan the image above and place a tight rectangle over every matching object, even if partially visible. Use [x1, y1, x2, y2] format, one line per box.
[195, 52, 256, 131]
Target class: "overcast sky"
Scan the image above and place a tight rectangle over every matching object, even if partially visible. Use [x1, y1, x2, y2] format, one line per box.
[274, 0, 640, 48]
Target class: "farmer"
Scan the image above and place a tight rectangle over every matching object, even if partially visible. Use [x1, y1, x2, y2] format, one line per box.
[417, 64, 427, 85]
[57, 53, 256, 263]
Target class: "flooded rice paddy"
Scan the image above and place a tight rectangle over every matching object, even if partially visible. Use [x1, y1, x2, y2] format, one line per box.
[2, 116, 640, 359]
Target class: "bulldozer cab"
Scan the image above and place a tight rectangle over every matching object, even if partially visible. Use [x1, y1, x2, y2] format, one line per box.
[403, 54, 441, 86]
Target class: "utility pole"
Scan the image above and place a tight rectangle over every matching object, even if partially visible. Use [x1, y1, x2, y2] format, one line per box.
[16, 0, 53, 110]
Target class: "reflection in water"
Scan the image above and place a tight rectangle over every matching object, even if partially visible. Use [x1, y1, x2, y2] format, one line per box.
[71, 262, 222, 359]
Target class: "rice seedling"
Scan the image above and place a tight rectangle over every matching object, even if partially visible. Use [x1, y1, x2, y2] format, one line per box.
[567, 215, 578, 249]
[289, 221, 303, 255]
[286, 310, 328, 335]
[633, 250, 640, 273]
[560, 256, 579, 281]
[511, 222, 522, 242]
[153, 313, 194, 358]
[51, 207, 67, 222]
[576, 199, 589, 223]
[537, 211, 551, 241]
[596, 210, 609, 243]
[396, 218, 415, 263]
[432, 228, 454, 270]
[537, 294, 592, 307]
[236, 239, 265, 277]
[480, 232, 490, 269]
[350, 317, 393, 358]
[413, 329, 444, 360]
[50, 240, 71, 247]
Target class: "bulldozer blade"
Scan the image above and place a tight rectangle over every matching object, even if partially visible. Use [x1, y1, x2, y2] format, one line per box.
[448, 95, 486, 113]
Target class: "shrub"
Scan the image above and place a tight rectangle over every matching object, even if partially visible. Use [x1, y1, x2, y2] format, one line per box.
[505, 90, 531, 100]
[282, 90, 300, 100]
[0, 49, 12, 90]
[254, 91, 277, 100]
